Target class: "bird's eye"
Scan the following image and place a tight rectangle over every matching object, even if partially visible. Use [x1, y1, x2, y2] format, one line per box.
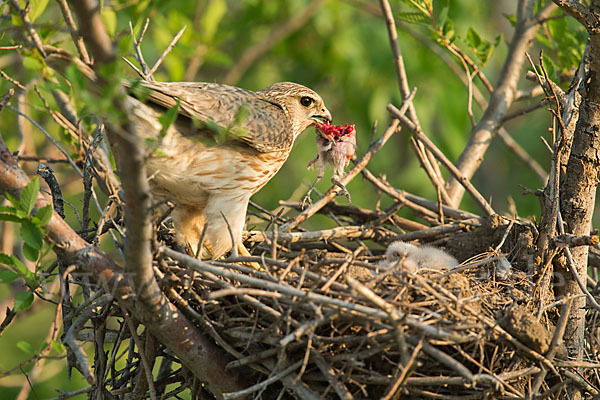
[300, 96, 314, 107]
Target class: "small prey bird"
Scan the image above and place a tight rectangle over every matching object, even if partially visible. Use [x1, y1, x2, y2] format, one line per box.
[303, 121, 357, 207]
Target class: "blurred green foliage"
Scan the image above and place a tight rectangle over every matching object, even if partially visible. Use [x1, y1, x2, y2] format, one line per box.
[0, 0, 589, 397]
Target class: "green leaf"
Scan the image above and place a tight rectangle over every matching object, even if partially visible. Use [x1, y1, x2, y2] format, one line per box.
[20, 177, 40, 215]
[33, 205, 53, 226]
[503, 13, 516, 27]
[433, 0, 449, 28]
[22, 55, 43, 71]
[158, 101, 181, 137]
[442, 19, 455, 42]
[17, 340, 35, 355]
[466, 27, 481, 49]
[0, 213, 22, 223]
[14, 290, 34, 312]
[20, 220, 43, 251]
[126, 79, 151, 102]
[394, 11, 429, 24]
[6, 193, 19, 208]
[0, 253, 11, 266]
[465, 28, 498, 67]
[50, 340, 66, 354]
[29, 0, 49, 23]
[22, 243, 39, 263]
[0, 205, 17, 213]
[400, 0, 431, 16]
[0, 269, 19, 284]
[11, 256, 38, 288]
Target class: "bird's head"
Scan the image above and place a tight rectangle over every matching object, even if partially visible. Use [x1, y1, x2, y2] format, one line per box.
[386, 241, 417, 263]
[259, 82, 332, 138]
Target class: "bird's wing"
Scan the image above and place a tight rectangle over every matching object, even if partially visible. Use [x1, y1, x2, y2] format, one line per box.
[126, 80, 294, 152]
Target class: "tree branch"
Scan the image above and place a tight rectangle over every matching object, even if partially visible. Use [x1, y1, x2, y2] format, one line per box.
[445, 0, 557, 207]
[387, 104, 496, 217]
[552, 0, 600, 33]
[0, 134, 249, 398]
[68, 0, 113, 64]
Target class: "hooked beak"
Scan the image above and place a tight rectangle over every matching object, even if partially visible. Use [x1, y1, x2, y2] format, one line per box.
[311, 107, 332, 124]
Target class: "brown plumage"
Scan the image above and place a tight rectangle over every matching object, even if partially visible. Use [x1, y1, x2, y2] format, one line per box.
[126, 81, 332, 258]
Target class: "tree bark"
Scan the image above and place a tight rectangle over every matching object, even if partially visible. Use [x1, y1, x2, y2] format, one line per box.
[559, 41, 600, 358]
[553, 2, 600, 399]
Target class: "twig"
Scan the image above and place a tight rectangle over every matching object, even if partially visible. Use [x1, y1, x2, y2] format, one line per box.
[530, 296, 573, 395]
[0, 89, 15, 112]
[381, 338, 422, 400]
[321, 246, 364, 292]
[387, 104, 496, 216]
[360, 169, 481, 221]
[63, 294, 113, 385]
[221, 211, 238, 257]
[129, 19, 151, 79]
[312, 351, 354, 400]
[247, 225, 390, 244]
[68, 0, 114, 64]
[0, 70, 27, 91]
[8, 0, 47, 57]
[223, 360, 304, 399]
[378, 0, 445, 193]
[56, 0, 91, 64]
[121, 56, 146, 78]
[7, 105, 83, 178]
[147, 25, 187, 77]
[37, 163, 65, 219]
[117, 304, 158, 400]
[553, 234, 600, 248]
[0, 307, 16, 335]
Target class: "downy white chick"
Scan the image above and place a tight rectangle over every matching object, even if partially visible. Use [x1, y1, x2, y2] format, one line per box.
[384, 241, 458, 272]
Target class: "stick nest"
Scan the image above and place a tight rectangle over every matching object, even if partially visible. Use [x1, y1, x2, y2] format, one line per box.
[151, 209, 597, 399]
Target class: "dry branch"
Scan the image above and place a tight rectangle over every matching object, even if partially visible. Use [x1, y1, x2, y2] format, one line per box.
[446, 0, 557, 206]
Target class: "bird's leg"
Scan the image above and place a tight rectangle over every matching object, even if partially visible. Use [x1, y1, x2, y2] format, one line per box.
[302, 155, 324, 209]
[302, 173, 325, 209]
[332, 174, 351, 204]
[302, 176, 323, 209]
[306, 153, 319, 170]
